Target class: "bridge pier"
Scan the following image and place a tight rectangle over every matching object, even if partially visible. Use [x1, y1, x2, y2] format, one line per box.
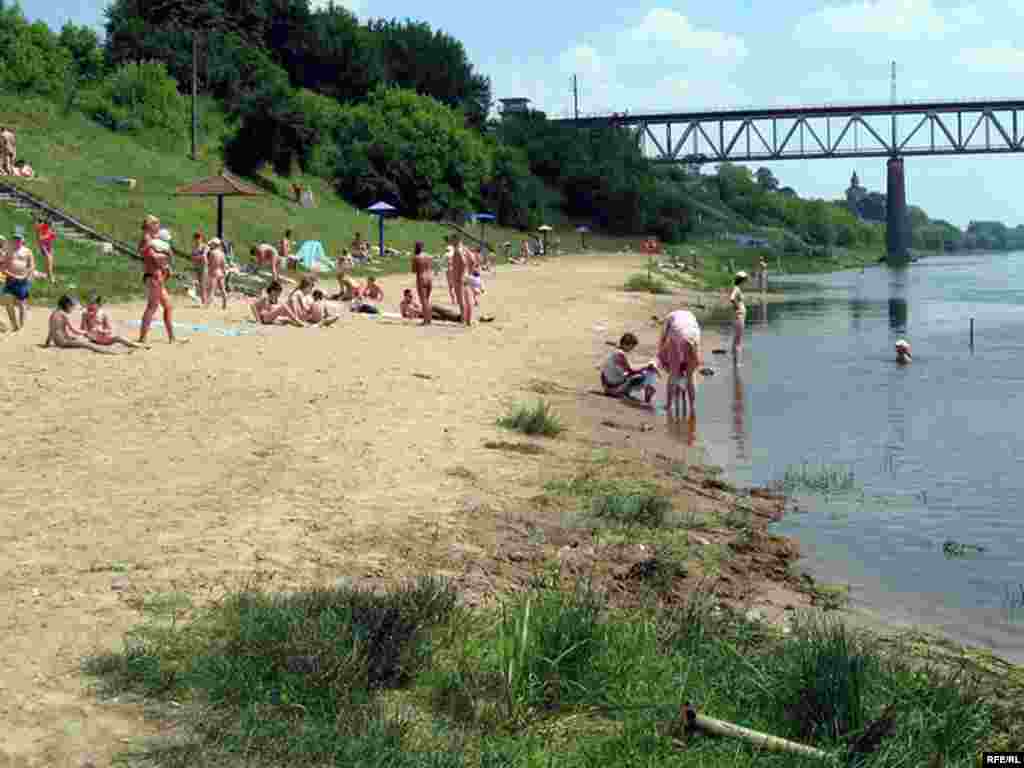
[886, 156, 911, 265]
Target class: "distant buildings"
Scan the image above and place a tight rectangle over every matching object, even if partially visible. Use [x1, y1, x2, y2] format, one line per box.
[844, 170, 886, 223]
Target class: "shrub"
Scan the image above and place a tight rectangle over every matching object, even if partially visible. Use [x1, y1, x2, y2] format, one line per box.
[590, 492, 672, 527]
[497, 400, 563, 437]
[78, 61, 187, 150]
[624, 273, 670, 294]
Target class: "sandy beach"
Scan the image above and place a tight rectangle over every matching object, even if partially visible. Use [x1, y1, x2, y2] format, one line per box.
[0, 254, 816, 768]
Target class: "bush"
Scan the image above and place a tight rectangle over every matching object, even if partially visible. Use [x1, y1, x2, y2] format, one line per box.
[590, 492, 672, 527]
[497, 400, 563, 437]
[78, 61, 187, 150]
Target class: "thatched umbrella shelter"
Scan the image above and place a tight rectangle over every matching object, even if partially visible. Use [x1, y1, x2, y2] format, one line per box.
[175, 169, 265, 240]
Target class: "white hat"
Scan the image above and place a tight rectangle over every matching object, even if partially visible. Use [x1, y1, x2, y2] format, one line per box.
[895, 339, 910, 350]
[735, 270, 749, 280]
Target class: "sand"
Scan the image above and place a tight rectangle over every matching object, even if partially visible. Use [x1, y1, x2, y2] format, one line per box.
[0, 255, 787, 767]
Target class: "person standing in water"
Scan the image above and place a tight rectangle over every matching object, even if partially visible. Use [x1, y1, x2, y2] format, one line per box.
[730, 271, 748, 365]
[895, 339, 912, 364]
[138, 214, 179, 344]
[657, 309, 704, 420]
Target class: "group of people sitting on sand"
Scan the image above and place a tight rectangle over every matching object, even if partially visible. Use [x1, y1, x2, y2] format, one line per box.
[44, 294, 146, 354]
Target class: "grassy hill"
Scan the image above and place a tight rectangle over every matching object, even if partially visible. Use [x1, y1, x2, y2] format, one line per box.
[2, 94, 630, 302]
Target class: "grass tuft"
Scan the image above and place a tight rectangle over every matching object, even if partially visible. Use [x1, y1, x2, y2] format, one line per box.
[623, 273, 670, 294]
[498, 400, 564, 437]
[590, 492, 672, 527]
[773, 462, 858, 495]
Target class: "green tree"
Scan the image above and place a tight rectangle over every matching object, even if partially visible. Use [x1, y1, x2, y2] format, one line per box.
[59, 22, 106, 83]
[0, 5, 71, 97]
[755, 166, 778, 191]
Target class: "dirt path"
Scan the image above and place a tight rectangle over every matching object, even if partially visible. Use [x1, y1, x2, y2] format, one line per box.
[0, 254, 792, 768]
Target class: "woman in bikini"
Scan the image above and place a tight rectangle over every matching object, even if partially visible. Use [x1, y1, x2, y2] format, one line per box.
[658, 309, 703, 420]
[81, 295, 146, 348]
[138, 214, 179, 344]
[730, 271, 748, 364]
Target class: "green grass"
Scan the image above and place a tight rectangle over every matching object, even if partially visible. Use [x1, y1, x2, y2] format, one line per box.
[83, 579, 1009, 767]
[666, 239, 883, 292]
[2, 94, 634, 303]
[498, 400, 564, 437]
[623, 272, 671, 294]
[772, 462, 859, 496]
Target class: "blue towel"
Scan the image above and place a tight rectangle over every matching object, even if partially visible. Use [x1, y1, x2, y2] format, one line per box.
[297, 240, 326, 270]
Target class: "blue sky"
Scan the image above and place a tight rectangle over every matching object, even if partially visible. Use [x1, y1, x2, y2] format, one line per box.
[26, 0, 1024, 228]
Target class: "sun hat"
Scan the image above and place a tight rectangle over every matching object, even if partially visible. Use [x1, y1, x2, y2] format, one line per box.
[735, 270, 748, 280]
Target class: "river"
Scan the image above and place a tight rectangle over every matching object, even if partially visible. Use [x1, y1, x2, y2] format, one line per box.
[689, 252, 1024, 663]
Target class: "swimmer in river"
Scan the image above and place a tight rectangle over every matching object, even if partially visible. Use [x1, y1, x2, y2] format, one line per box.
[895, 339, 912, 364]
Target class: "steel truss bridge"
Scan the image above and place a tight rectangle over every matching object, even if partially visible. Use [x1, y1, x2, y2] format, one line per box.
[555, 98, 1024, 164]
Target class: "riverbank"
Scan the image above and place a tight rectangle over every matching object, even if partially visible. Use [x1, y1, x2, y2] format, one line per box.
[1, 253, 1020, 766]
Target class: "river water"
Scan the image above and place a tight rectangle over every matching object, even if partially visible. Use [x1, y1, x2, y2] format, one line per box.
[689, 252, 1024, 663]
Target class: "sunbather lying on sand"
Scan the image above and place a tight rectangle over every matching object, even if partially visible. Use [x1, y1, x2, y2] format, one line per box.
[252, 281, 305, 327]
[399, 288, 462, 322]
[45, 296, 125, 354]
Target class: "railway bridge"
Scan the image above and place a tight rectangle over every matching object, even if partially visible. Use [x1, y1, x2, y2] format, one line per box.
[551, 98, 1024, 262]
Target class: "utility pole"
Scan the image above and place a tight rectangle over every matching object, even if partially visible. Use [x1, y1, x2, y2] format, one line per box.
[191, 29, 198, 161]
[573, 74, 579, 121]
[890, 60, 896, 103]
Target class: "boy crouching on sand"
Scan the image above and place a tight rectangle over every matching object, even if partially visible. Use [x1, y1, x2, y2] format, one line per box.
[601, 332, 657, 404]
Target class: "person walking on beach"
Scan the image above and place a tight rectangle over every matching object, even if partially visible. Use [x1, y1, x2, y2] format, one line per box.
[657, 309, 703, 420]
[0, 231, 34, 331]
[190, 232, 209, 305]
[411, 240, 433, 325]
[138, 214, 179, 344]
[206, 238, 228, 310]
[730, 271, 748, 365]
[35, 217, 57, 283]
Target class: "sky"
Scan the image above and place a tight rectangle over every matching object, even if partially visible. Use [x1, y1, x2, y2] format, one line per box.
[24, 0, 1024, 228]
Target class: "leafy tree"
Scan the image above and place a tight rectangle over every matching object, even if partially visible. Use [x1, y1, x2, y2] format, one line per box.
[755, 166, 779, 191]
[328, 86, 491, 217]
[298, 5, 382, 103]
[367, 18, 491, 129]
[715, 162, 755, 204]
[0, 4, 71, 97]
[59, 22, 106, 83]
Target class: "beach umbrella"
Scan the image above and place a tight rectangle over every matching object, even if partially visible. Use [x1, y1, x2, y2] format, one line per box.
[367, 201, 397, 259]
[576, 224, 591, 250]
[175, 169, 265, 240]
[472, 212, 495, 247]
[538, 224, 553, 253]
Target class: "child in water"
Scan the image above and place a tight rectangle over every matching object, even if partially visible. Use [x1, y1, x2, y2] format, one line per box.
[895, 339, 912, 364]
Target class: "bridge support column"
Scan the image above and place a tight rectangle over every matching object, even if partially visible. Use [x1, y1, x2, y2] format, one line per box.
[886, 156, 910, 265]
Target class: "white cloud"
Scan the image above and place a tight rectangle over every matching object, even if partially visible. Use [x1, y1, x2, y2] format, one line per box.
[541, 8, 749, 116]
[957, 43, 1024, 75]
[628, 8, 747, 59]
[794, 0, 984, 47]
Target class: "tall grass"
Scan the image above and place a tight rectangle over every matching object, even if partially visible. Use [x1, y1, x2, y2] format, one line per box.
[498, 400, 564, 437]
[773, 462, 858, 495]
[623, 273, 671, 294]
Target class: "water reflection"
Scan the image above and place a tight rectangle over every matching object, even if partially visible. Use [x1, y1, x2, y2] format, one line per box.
[732, 368, 748, 461]
[888, 268, 909, 332]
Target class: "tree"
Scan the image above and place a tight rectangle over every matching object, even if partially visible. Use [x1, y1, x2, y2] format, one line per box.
[715, 162, 755, 204]
[755, 166, 779, 191]
[298, 5, 382, 103]
[0, 5, 72, 97]
[59, 22, 106, 83]
[367, 18, 491, 128]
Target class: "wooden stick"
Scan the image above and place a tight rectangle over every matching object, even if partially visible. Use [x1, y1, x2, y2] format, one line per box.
[679, 705, 835, 761]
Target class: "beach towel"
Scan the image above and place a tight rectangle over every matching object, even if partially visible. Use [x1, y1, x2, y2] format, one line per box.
[297, 240, 327, 271]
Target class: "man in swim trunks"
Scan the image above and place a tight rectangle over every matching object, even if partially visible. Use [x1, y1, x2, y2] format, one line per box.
[0, 232, 35, 332]
[250, 243, 281, 281]
[81, 294, 146, 348]
[411, 240, 433, 325]
[45, 295, 123, 354]
[206, 238, 229, 310]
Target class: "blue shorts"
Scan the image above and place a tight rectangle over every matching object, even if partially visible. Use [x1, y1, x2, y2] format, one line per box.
[4, 277, 29, 301]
